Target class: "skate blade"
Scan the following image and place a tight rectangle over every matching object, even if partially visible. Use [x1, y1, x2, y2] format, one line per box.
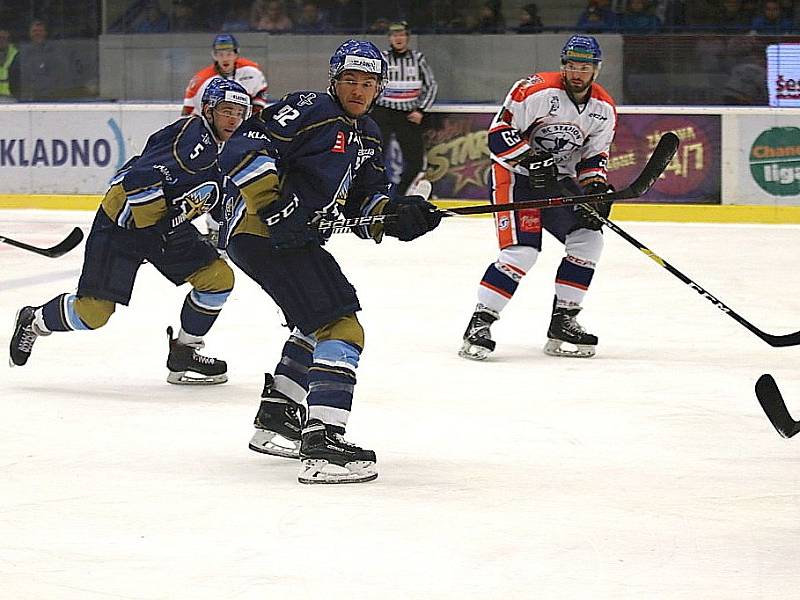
[249, 429, 300, 459]
[298, 459, 378, 484]
[543, 338, 596, 358]
[458, 340, 492, 361]
[167, 371, 228, 385]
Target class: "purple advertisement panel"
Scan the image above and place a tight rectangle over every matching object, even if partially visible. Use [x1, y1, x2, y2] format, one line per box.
[422, 112, 494, 201]
[419, 111, 721, 204]
[611, 114, 721, 204]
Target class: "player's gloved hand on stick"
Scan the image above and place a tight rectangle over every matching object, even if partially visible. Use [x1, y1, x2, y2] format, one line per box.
[383, 195, 442, 242]
[520, 151, 557, 190]
[574, 181, 614, 231]
[258, 193, 316, 250]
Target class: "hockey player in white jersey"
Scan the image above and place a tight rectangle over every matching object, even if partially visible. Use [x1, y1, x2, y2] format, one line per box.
[459, 34, 617, 360]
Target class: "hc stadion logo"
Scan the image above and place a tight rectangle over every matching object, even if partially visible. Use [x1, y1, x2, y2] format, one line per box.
[0, 118, 126, 170]
[750, 127, 800, 196]
[530, 123, 585, 158]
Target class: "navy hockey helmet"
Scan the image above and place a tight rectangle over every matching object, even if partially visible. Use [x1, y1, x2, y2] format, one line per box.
[202, 77, 251, 119]
[212, 33, 239, 53]
[329, 39, 388, 88]
[560, 35, 602, 65]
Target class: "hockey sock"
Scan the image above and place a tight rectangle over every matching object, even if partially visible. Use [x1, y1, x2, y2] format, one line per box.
[554, 254, 595, 307]
[477, 261, 525, 313]
[40, 293, 91, 332]
[306, 339, 360, 429]
[272, 329, 315, 403]
[179, 289, 230, 337]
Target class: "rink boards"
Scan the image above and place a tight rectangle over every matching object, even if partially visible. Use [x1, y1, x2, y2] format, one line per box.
[0, 103, 799, 222]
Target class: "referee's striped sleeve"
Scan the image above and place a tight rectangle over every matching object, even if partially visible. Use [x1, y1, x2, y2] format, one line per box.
[417, 52, 437, 111]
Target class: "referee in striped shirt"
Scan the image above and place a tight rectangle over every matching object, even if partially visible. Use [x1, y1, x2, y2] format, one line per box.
[372, 21, 438, 196]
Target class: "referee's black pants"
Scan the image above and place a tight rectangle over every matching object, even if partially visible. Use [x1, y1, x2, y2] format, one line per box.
[371, 105, 425, 196]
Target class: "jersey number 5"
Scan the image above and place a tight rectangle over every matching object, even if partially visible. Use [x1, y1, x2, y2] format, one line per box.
[273, 105, 300, 127]
[189, 143, 205, 160]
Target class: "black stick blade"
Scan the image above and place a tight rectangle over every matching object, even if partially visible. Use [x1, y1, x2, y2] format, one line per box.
[0, 227, 84, 258]
[755, 374, 800, 439]
[760, 330, 800, 348]
[627, 132, 680, 197]
[43, 227, 84, 257]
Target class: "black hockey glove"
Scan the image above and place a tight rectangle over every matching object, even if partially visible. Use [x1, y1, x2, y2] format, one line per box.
[258, 194, 316, 250]
[520, 151, 557, 190]
[383, 195, 442, 242]
[137, 204, 188, 256]
[574, 181, 614, 231]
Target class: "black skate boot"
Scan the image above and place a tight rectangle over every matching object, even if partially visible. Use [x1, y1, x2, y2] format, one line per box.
[298, 419, 378, 484]
[9, 306, 49, 367]
[544, 298, 598, 358]
[166, 326, 227, 385]
[458, 304, 499, 361]
[249, 373, 307, 459]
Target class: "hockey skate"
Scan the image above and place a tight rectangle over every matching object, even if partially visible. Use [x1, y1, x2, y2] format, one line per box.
[298, 419, 377, 484]
[249, 373, 307, 459]
[165, 326, 228, 384]
[543, 300, 597, 358]
[458, 305, 499, 361]
[9, 306, 49, 367]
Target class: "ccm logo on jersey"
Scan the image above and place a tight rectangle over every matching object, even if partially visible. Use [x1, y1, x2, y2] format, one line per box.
[262, 195, 300, 226]
[588, 113, 608, 121]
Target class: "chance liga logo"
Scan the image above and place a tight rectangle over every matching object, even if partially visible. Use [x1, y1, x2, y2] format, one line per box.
[750, 127, 800, 196]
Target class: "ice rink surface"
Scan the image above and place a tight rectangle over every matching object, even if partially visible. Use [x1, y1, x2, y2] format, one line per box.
[2, 208, 799, 599]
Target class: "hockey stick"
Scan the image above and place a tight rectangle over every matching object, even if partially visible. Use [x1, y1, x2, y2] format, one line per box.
[318, 132, 680, 234]
[580, 206, 800, 347]
[755, 374, 800, 438]
[0, 227, 84, 258]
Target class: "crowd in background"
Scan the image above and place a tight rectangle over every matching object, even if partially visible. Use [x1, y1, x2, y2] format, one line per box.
[0, 0, 798, 40]
[103, 0, 800, 35]
[0, 0, 798, 104]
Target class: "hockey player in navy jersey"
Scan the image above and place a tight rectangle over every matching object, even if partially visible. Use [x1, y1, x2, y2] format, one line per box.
[219, 39, 441, 484]
[459, 34, 617, 361]
[9, 78, 250, 385]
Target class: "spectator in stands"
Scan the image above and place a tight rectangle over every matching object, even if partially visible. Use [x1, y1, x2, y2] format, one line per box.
[750, 0, 792, 33]
[417, 1, 465, 32]
[251, 0, 293, 32]
[652, 0, 687, 30]
[325, 0, 365, 31]
[17, 20, 67, 101]
[293, 1, 331, 32]
[0, 28, 19, 101]
[778, 0, 794, 22]
[516, 3, 543, 33]
[367, 16, 391, 33]
[130, 0, 170, 33]
[470, 1, 505, 33]
[715, 0, 750, 32]
[576, 0, 617, 32]
[171, 0, 210, 31]
[221, 3, 252, 31]
[619, 0, 662, 32]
